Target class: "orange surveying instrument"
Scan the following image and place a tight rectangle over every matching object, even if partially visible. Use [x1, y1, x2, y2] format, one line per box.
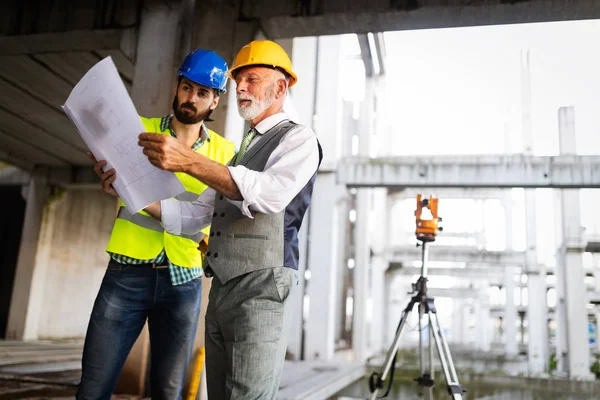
[415, 194, 443, 242]
[368, 195, 465, 400]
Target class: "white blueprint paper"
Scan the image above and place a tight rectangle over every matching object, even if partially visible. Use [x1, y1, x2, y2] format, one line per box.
[62, 56, 185, 214]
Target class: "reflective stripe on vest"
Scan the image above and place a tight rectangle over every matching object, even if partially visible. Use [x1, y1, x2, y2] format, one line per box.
[175, 191, 200, 202]
[117, 206, 204, 243]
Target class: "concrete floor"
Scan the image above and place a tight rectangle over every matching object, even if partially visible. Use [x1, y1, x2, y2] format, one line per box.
[0, 339, 144, 399]
[0, 340, 365, 400]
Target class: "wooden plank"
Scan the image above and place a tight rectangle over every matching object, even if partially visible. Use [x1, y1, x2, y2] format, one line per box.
[0, 352, 81, 366]
[0, 340, 82, 348]
[0, 361, 81, 374]
[0, 77, 86, 151]
[0, 127, 66, 167]
[0, 348, 81, 358]
[33, 51, 102, 87]
[0, 384, 48, 395]
[0, 372, 79, 387]
[0, 29, 125, 56]
[0, 108, 88, 165]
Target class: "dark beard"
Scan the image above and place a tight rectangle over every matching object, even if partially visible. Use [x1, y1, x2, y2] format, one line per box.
[172, 95, 213, 124]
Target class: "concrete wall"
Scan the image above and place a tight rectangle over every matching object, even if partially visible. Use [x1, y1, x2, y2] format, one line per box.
[35, 189, 116, 339]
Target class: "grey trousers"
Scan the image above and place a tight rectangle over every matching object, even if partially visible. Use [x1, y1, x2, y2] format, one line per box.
[205, 266, 296, 400]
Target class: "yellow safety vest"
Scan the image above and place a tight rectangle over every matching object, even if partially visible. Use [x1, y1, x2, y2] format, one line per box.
[105, 116, 235, 268]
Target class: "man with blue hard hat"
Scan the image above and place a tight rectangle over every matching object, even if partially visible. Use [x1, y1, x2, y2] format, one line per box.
[79, 49, 235, 399]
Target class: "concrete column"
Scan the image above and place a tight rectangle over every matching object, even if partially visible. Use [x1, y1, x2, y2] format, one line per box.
[130, 1, 181, 116]
[452, 301, 471, 346]
[474, 305, 490, 352]
[285, 209, 309, 360]
[304, 172, 346, 360]
[520, 50, 548, 375]
[370, 256, 386, 354]
[474, 290, 491, 352]
[370, 187, 388, 355]
[504, 267, 518, 356]
[553, 191, 569, 375]
[311, 35, 343, 169]
[503, 192, 518, 356]
[354, 188, 371, 361]
[526, 271, 548, 373]
[285, 36, 319, 360]
[352, 74, 377, 361]
[555, 107, 593, 380]
[6, 175, 50, 340]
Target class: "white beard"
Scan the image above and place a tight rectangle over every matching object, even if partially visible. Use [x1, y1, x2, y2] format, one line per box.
[236, 85, 276, 120]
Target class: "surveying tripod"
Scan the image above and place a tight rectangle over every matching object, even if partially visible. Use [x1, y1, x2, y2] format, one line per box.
[368, 195, 466, 400]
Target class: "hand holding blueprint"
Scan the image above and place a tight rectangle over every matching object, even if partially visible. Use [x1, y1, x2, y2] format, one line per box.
[62, 56, 185, 214]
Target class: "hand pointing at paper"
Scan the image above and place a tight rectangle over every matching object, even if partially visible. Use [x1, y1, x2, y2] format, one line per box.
[138, 131, 243, 201]
[138, 132, 196, 172]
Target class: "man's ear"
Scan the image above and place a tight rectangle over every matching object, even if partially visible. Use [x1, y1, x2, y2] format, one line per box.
[276, 79, 288, 98]
[211, 94, 220, 110]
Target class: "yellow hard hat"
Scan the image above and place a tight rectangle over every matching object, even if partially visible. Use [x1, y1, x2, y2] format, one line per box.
[227, 40, 298, 87]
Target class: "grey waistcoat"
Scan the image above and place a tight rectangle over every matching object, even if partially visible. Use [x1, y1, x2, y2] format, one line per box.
[204, 120, 321, 284]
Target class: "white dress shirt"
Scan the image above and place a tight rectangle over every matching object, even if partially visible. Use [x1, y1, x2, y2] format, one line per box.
[160, 112, 320, 236]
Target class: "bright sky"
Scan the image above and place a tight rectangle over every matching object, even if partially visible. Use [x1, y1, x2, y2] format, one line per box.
[382, 19, 600, 156]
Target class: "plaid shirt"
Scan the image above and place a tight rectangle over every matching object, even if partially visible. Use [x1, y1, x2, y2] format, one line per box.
[109, 115, 209, 285]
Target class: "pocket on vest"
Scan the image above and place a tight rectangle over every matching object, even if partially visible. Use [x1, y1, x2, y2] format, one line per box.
[229, 233, 269, 240]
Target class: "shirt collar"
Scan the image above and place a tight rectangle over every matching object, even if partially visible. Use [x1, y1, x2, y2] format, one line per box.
[252, 112, 288, 135]
[161, 114, 210, 150]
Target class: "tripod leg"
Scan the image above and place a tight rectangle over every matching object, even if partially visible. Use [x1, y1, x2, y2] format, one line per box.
[418, 303, 425, 377]
[426, 316, 434, 400]
[429, 322, 434, 380]
[368, 300, 416, 400]
[416, 303, 434, 400]
[427, 302, 465, 400]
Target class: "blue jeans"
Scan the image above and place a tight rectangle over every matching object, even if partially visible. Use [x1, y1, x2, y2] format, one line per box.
[76, 259, 202, 400]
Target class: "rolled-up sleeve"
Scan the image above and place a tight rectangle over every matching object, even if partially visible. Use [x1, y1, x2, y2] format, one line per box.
[227, 126, 319, 217]
[160, 188, 216, 235]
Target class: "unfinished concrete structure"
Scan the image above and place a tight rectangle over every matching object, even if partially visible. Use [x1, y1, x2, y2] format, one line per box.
[1, 0, 600, 396]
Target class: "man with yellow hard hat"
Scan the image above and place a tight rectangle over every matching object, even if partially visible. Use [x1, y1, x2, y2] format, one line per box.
[138, 39, 322, 399]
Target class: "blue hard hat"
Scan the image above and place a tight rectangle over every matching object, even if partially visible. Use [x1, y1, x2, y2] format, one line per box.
[178, 49, 228, 93]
